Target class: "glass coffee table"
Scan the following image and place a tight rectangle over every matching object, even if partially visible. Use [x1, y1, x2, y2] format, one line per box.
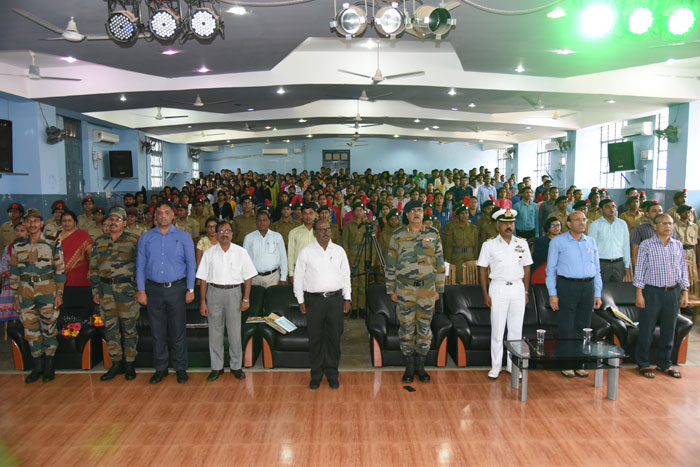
[504, 338, 626, 402]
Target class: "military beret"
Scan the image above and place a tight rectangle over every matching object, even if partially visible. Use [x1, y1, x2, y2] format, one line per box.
[573, 200, 589, 210]
[626, 196, 640, 205]
[23, 208, 42, 220]
[385, 208, 399, 220]
[555, 196, 568, 204]
[481, 200, 494, 210]
[94, 206, 106, 214]
[7, 202, 24, 213]
[280, 202, 293, 210]
[318, 205, 330, 212]
[109, 206, 127, 219]
[677, 204, 692, 215]
[126, 208, 139, 216]
[403, 199, 423, 213]
[301, 202, 317, 211]
[599, 199, 616, 209]
[641, 200, 659, 210]
[192, 198, 203, 206]
[423, 213, 435, 222]
[51, 200, 66, 212]
[240, 195, 254, 203]
[292, 202, 302, 209]
[455, 205, 467, 216]
[81, 196, 93, 206]
[673, 190, 687, 200]
[492, 208, 518, 222]
[351, 202, 365, 210]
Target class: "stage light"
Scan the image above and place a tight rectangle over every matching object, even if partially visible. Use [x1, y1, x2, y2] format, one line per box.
[190, 7, 221, 40]
[106, 10, 139, 43]
[150, 9, 180, 41]
[412, 6, 455, 39]
[668, 7, 695, 35]
[375, 3, 407, 37]
[580, 3, 615, 38]
[332, 3, 367, 38]
[628, 7, 653, 34]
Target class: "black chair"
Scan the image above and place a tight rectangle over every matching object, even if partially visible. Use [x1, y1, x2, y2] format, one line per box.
[596, 282, 693, 365]
[259, 284, 310, 368]
[366, 284, 451, 367]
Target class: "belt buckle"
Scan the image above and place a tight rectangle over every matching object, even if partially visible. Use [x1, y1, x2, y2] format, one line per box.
[322, 291, 331, 298]
[413, 281, 421, 287]
[506, 282, 513, 285]
[164, 282, 172, 288]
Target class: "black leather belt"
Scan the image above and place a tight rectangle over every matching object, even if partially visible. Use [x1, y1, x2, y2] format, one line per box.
[20, 273, 53, 283]
[452, 247, 474, 253]
[683, 245, 694, 250]
[646, 284, 679, 292]
[258, 269, 277, 277]
[210, 283, 241, 289]
[100, 277, 132, 284]
[398, 277, 433, 287]
[147, 278, 185, 288]
[599, 258, 622, 263]
[305, 290, 342, 298]
[560, 276, 594, 282]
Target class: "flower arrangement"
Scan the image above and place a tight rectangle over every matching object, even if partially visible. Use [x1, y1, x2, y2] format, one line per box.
[61, 321, 81, 338]
[91, 314, 104, 327]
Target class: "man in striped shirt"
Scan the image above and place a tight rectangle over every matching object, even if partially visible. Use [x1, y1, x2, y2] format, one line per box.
[633, 213, 689, 379]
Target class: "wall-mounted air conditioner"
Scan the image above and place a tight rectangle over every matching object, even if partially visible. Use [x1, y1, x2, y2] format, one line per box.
[544, 141, 560, 152]
[95, 130, 119, 144]
[621, 121, 653, 138]
[262, 148, 289, 156]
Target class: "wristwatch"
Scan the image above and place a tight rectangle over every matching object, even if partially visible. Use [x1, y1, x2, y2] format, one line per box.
[187, 289, 194, 293]
[243, 298, 250, 303]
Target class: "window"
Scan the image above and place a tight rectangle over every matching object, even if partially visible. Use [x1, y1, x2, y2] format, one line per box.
[653, 108, 669, 189]
[599, 121, 626, 189]
[192, 153, 200, 180]
[149, 139, 163, 189]
[535, 138, 551, 184]
[497, 148, 509, 175]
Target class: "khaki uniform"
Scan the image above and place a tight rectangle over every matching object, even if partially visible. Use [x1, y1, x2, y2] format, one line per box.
[475, 216, 498, 245]
[379, 224, 398, 259]
[233, 213, 257, 245]
[668, 205, 698, 224]
[444, 221, 479, 283]
[125, 224, 146, 237]
[552, 210, 570, 233]
[620, 210, 645, 233]
[9, 235, 66, 357]
[77, 214, 95, 231]
[587, 208, 602, 224]
[87, 223, 106, 239]
[330, 223, 341, 245]
[676, 220, 698, 264]
[0, 220, 18, 252]
[43, 218, 61, 239]
[271, 218, 300, 248]
[189, 212, 209, 237]
[175, 218, 199, 241]
[343, 221, 373, 311]
[90, 232, 140, 363]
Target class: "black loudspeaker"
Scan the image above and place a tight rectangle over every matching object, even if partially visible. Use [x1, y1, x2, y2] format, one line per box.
[0, 119, 12, 173]
[108, 150, 133, 178]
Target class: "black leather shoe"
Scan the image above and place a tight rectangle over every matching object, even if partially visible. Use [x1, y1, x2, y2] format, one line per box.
[350, 309, 358, 319]
[207, 369, 224, 382]
[124, 362, 136, 381]
[231, 369, 246, 379]
[42, 356, 55, 383]
[176, 370, 188, 384]
[328, 379, 339, 389]
[25, 357, 44, 384]
[358, 308, 367, 319]
[101, 361, 125, 381]
[149, 370, 168, 384]
[309, 379, 321, 389]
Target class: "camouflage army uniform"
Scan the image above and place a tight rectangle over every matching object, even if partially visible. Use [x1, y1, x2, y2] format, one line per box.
[89, 231, 140, 363]
[125, 224, 146, 237]
[9, 235, 66, 358]
[233, 213, 257, 245]
[444, 221, 479, 283]
[271, 218, 300, 248]
[385, 225, 445, 356]
[343, 221, 371, 312]
[475, 215, 498, 245]
[620, 210, 645, 233]
[0, 220, 18, 252]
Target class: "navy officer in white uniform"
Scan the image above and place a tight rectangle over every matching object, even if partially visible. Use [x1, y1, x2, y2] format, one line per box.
[476, 208, 533, 379]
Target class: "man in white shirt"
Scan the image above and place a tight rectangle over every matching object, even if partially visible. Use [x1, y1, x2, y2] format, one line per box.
[197, 220, 258, 382]
[243, 210, 287, 288]
[294, 219, 351, 389]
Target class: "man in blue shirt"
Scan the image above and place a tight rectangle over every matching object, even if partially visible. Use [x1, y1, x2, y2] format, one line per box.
[136, 201, 196, 384]
[546, 210, 603, 378]
[588, 199, 631, 283]
[513, 187, 537, 240]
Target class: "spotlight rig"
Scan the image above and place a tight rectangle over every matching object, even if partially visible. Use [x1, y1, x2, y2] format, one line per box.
[106, 0, 142, 44]
[185, 1, 225, 41]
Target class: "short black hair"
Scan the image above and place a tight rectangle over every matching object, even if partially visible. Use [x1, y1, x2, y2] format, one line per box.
[205, 216, 219, 226]
[61, 210, 78, 223]
[155, 200, 173, 211]
[216, 221, 232, 232]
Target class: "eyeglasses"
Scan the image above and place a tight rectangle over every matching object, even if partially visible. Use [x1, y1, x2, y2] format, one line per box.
[316, 227, 332, 233]
[217, 229, 233, 234]
[657, 222, 674, 226]
[108, 217, 124, 222]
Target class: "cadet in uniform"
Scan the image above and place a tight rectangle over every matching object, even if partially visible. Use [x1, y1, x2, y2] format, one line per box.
[90, 207, 140, 381]
[175, 204, 199, 241]
[270, 202, 300, 249]
[233, 195, 258, 245]
[551, 196, 571, 233]
[667, 189, 698, 224]
[87, 206, 107, 239]
[77, 196, 96, 231]
[343, 202, 370, 319]
[476, 209, 532, 379]
[620, 195, 645, 233]
[125, 208, 146, 237]
[475, 200, 498, 245]
[385, 199, 445, 383]
[676, 205, 698, 265]
[318, 205, 341, 244]
[188, 199, 209, 237]
[378, 209, 400, 259]
[9, 208, 66, 383]
[43, 200, 66, 239]
[1, 202, 24, 252]
[444, 204, 480, 283]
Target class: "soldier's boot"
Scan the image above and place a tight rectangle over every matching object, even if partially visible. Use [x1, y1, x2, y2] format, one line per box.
[101, 360, 125, 381]
[25, 357, 44, 384]
[402, 354, 415, 383]
[124, 362, 136, 381]
[350, 309, 358, 319]
[359, 308, 367, 319]
[42, 356, 55, 383]
[414, 355, 431, 383]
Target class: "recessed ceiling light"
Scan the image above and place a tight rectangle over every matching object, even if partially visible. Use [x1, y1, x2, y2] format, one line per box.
[298, 118, 307, 123]
[414, 118, 421, 123]
[413, 139, 418, 142]
[448, 88, 456, 96]
[161, 49, 179, 55]
[479, 139, 484, 143]
[60, 56, 78, 63]
[247, 108, 254, 111]
[276, 87, 286, 95]
[451, 108, 458, 111]
[432, 125, 440, 129]
[273, 127, 278, 131]
[514, 65, 525, 73]
[552, 49, 575, 55]
[227, 6, 247, 15]
[187, 125, 192, 128]
[119, 95, 127, 102]
[283, 139, 290, 143]
[307, 134, 312, 138]
[393, 134, 399, 138]
[547, 8, 566, 19]
[265, 126, 272, 129]
[196, 66, 210, 73]
[605, 99, 616, 104]
[468, 103, 476, 108]
[525, 126, 531, 130]
[226, 140, 231, 143]
[424, 127, 429, 131]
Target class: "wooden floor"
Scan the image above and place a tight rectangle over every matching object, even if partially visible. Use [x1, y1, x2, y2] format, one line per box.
[1, 368, 700, 467]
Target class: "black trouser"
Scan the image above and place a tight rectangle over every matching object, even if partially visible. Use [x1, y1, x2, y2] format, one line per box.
[61, 286, 95, 322]
[556, 277, 593, 339]
[636, 285, 680, 370]
[517, 229, 536, 240]
[599, 259, 625, 283]
[146, 280, 187, 371]
[305, 293, 344, 381]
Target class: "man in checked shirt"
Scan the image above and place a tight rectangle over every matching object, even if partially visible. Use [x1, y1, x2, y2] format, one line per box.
[633, 213, 689, 380]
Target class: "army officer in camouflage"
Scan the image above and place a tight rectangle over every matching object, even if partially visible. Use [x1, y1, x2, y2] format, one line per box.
[9, 208, 66, 383]
[90, 207, 140, 381]
[385, 199, 445, 384]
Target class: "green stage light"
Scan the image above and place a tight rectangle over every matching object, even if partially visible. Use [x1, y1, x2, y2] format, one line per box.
[628, 7, 653, 34]
[668, 7, 695, 35]
[581, 3, 616, 38]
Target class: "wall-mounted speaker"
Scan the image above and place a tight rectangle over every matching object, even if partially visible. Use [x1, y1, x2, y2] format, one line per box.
[108, 150, 133, 178]
[0, 119, 12, 173]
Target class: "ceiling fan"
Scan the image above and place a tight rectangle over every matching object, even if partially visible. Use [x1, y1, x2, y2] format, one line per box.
[164, 94, 240, 108]
[136, 107, 188, 120]
[521, 95, 545, 110]
[533, 111, 576, 120]
[199, 130, 226, 137]
[343, 100, 381, 129]
[0, 51, 81, 81]
[466, 125, 505, 133]
[338, 43, 425, 83]
[12, 8, 110, 42]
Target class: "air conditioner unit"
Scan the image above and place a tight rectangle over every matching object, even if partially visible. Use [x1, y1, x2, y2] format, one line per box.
[95, 130, 119, 144]
[262, 148, 289, 156]
[544, 141, 560, 152]
[621, 121, 653, 138]
[199, 146, 221, 152]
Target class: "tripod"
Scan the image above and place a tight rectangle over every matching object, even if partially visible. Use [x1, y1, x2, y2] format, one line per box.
[349, 220, 385, 319]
